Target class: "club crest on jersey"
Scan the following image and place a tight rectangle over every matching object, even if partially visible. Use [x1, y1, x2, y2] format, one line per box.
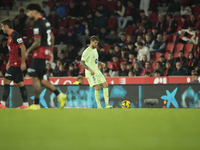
[82, 54, 85, 58]
[95, 59, 98, 64]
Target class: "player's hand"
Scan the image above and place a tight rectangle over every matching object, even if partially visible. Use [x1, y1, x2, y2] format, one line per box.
[49, 52, 54, 63]
[6, 63, 10, 70]
[21, 62, 26, 71]
[88, 68, 94, 75]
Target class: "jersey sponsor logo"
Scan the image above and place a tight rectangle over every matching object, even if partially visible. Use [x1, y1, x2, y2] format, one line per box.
[45, 49, 49, 55]
[5, 73, 12, 77]
[82, 54, 85, 58]
[95, 59, 98, 64]
[45, 22, 51, 27]
[33, 28, 39, 35]
[17, 38, 23, 44]
[27, 68, 35, 73]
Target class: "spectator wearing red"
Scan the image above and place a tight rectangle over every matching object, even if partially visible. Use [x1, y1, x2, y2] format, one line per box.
[111, 56, 121, 71]
[163, 61, 174, 76]
[48, 9, 59, 28]
[154, 14, 167, 32]
[188, 14, 197, 28]
[141, 61, 154, 76]
[176, 15, 188, 32]
[175, 51, 187, 66]
[148, 8, 157, 24]
[165, 14, 178, 35]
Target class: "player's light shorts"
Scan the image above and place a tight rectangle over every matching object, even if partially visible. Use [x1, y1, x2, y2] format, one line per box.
[87, 73, 106, 87]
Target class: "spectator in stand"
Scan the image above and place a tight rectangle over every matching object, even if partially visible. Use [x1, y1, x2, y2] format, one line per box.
[65, 29, 76, 46]
[134, 23, 146, 42]
[140, 54, 148, 69]
[67, 1, 80, 19]
[128, 51, 138, 65]
[117, 33, 127, 47]
[176, 24, 196, 44]
[154, 14, 167, 33]
[135, 35, 145, 48]
[154, 69, 162, 77]
[54, 1, 66, 18]
[150, 34, 166, 53]
[99, 47, 109, 62]
[114, 45, 121, 58]
[141, 61, 154, 76]
[167, 0, 181, 15]
[58, 53, 67, 65]
[142, 17, 152, 31]
[72, 21, 86, 50]
[151, 62, 164, 76]
[191, 28, 200, 45]
[127, 43, 137, 56]
[93, 10, 105, 29]
[82, 19, 94, 38]
[42, 1, 50, 17]
[170, 61, 186, 76]
[180, 4, 192, 15]
[176, 15, 188, 32]
[121, 48, 128, 60]
[128, 71, 134, 77]
[144, 71, 151, 77]
[126, 62, 133, 71]
[84, 12, 94, 25]
[140, 0, 150, 16]
[73, 75, 84, 85]
[138, 10, 148, 25]
[66, 45, 78, 64]
[163, 61, 174, 76]
[113, 0, 125, 18]
[168, 53, 176, 67]
[195, 45, 200, 61]
[24, 38, 32, 49]
[98, 27, 108, 46]
[196, 13, 200, 29]
[126, 35, 132, 44]
[188, 14, 197, 28]
[144, 33, 153, 48]
[133, 62, 142, 76]
[96, 4, 110, 19]
[148, 8, 157, 24]
[159, 55, 167, 68]
[53, 60, 62, 75]
[14, 9, 27, 35]
[54, 64, 67, 77]
[79, 0, 92, 18]
[107, 48, 115, 61]
[48, 9, 59, 28]
[118, 62, 128, 76]
[190, 70, 199, 83]
[67, 63, 76, 77]
[176, 51, 187, 66]
[46, 63, 53, 77]
[0, 38, 8, 56]
[118, 0, 135, 30]
[111, 55, 121, 71]
[56, 28, 67, 45]
[137, 42, 150, 61]
[107, 29, 118, 45]
[165, 14, 178, 35]
[185, 52, 197, 72]
[103, 69, 110, 77]
[151, 26, 159, 41]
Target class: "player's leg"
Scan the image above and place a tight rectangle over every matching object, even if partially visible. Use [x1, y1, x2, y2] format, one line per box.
[16, 82, 29, 109]
[0, 78, 12, 109]
[40, 79, 67, 109]
[100, 82, 113, 109]
[93, 84, 102, 108]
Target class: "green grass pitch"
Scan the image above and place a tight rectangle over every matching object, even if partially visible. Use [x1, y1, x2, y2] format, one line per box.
[0, 109, 200, 150]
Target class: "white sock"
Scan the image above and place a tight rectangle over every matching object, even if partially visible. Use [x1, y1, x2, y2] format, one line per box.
[23, 102, 29, 107]
[1, 101, 6, 106]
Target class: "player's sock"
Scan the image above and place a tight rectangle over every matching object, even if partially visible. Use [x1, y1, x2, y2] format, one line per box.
[35, 98, 40, 105]
[19, 86, 28, 106]
[54, 89, 60, 96]
[2, 84, 10, 105]
[103, 88, 109, 106]
[95, 90, 101, 107]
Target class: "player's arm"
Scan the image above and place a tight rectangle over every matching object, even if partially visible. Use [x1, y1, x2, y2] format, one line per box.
[19, 44, 27, 71]
[27, 37, 41, 54]
[80, 60, 94, 75]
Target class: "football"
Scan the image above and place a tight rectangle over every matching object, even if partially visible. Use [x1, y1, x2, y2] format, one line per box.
[121, 100, 131, 109]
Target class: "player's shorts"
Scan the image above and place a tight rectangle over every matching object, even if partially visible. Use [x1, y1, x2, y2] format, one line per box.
[5, 66, 23, 83]
[87, 72, 106, 87]
[28, 58, 48, 79]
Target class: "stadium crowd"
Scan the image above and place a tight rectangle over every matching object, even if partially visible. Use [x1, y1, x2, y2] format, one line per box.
[1, 0, 200, 77]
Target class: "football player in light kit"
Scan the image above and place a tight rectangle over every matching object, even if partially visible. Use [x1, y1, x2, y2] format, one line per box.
[80, 36, 113, 108]
[25, 3, 67, 110]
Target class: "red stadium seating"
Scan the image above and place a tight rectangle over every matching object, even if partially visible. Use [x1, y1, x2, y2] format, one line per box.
[103, 44, 111, 53]
[68, 19, 77, 28]
[107, 1, 116, 11]
[163, 35, 169, 43]
[107, 62, 112, 69]
[155, 52, 163, 62]
[78, 64, 84, 74]
[126, 26, 135, 35]
[165, 43, 175, 53]
[184, 43, 193, 52]
[88, 0, 98, 10]
[192, 5, 200, 16]
[175, 43, 184, 52]
[98, 0, 108, 5]
[184, 52, 189, 58]
[172, 34, 177, 43]
[47, 1, 55, 9]
[107, 18, 117, 29]
[174, 52, 179, 58]
[59, 19, 68, 28]
[151, 62, 156, 69]
[164, 52, 169, 59]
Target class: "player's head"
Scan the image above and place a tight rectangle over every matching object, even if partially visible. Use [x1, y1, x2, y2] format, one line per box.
[90, 35, 99, 49]
[26, 3, 42, 20]
[1, 19, 13, 34]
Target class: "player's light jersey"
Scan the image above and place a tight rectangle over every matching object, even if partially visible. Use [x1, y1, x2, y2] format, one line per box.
[81, 46, 100, 78]
[32, 17, 51, 59]
[7, 30, 24, 67]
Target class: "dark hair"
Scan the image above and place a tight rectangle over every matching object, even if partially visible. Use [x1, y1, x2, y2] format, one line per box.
[179, 50, 184, 53]
[167, 14, 173, 19]
[160, 55, 164, 58]
[26, 3, 42, 12]
[188, 23, 194, 28]
[90, 35, 99, 41]
[156, 61, 162, 66]
[140, 10, 145, 13]
[1, 19, 13, 29]
[145, 71, 150, 75]
[137, 42, 144, 46]
[155, 69, 161, 74]
[166, 60, 171, 64]
[145, 61, 151, 65]
[187, 52, 194, 59]
[152, 26, 158, 30]
[42, 1, 47, 4]
[181, 15, 187, 19]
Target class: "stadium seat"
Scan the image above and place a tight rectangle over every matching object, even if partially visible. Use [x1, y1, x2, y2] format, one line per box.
[98, 0, 108, 5]
[59, 19, 68, 28]
[164, 52, 169, 59]
[151, 62, 156, 69]
[172, 34, 177, 43]
[184, 43, 193, 52]
[88, 0, 98, 10]
[107, 62, 112, 69]
[155, 52, 163, 61]
[174, 52, 179, 58]
[184, 52, 189, 58]
[103, 44, 110, 53]
[68, 19, 77, 28]
[126, 26, 135, 35]
[175, 43, 184, 52]
[107, 1, 116, 11]
[163, 35, 169, 43]
[78, 64, 84, 74]
[107, 18, 117, 29]
[192, 5, 200, 16]
[47, 1, 55, 9]
[165, 43, 175, 53]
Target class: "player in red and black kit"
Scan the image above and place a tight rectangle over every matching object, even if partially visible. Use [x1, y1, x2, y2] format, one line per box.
[25, 3, 67, 110]
[0, 19, 28, 109]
